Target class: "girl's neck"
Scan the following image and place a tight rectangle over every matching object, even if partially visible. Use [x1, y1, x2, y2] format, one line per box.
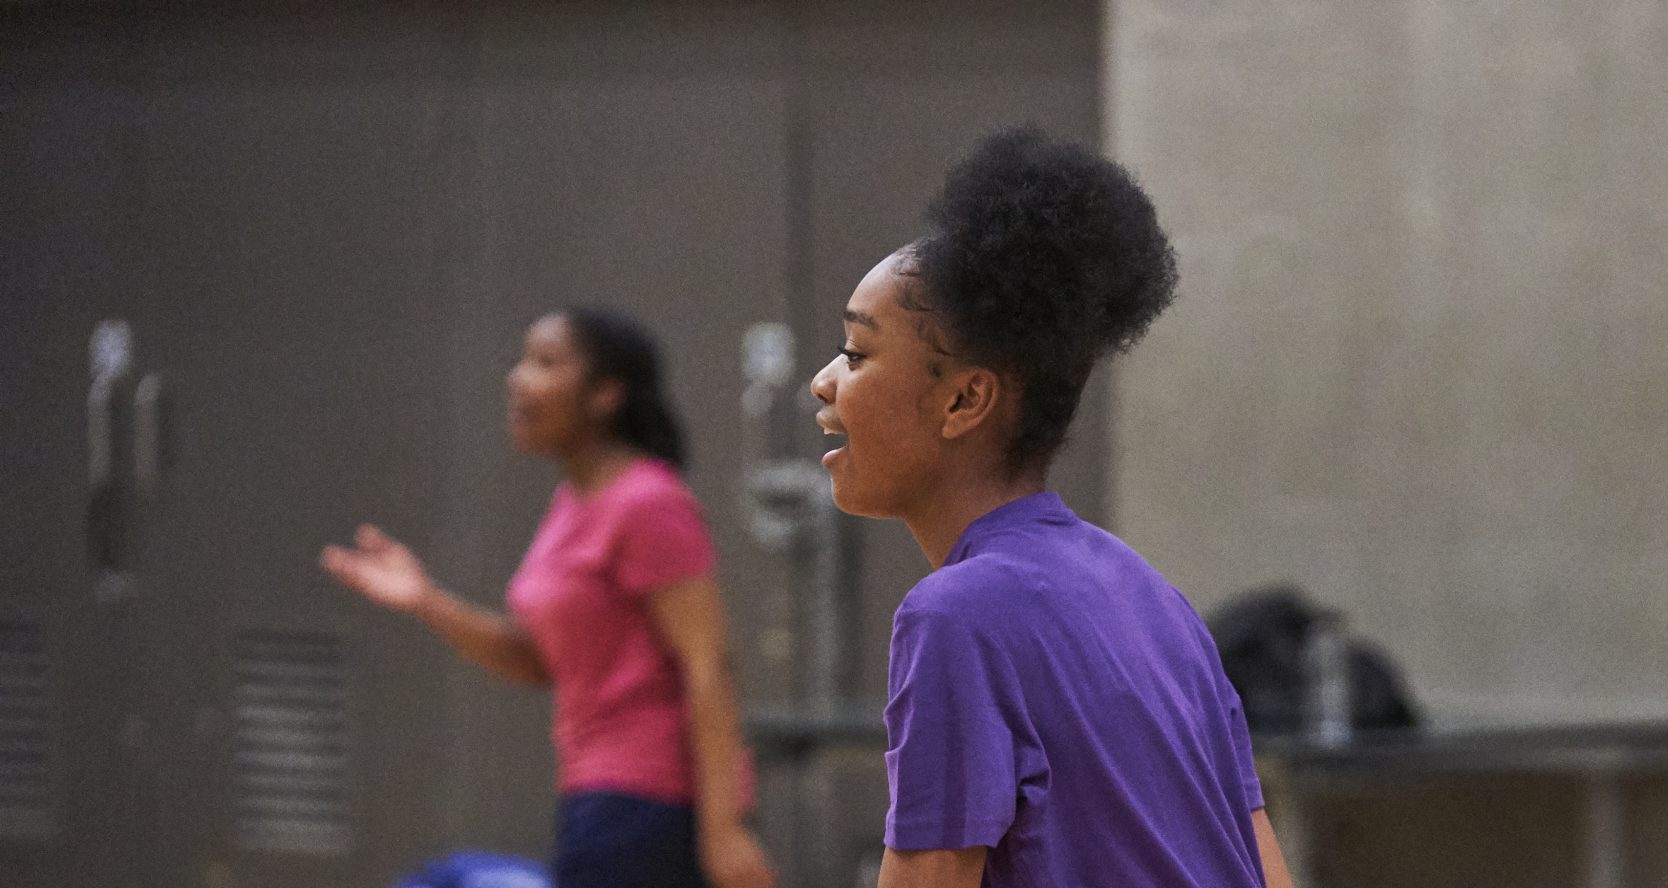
[904, 467, 1047, 570]
[558, 439, 641, 496]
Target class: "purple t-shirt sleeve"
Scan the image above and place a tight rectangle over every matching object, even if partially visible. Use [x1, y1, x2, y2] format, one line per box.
[884, 605, 1019, 850]
[611, 484, 715, 599]
[1221, 671, 1265, 811]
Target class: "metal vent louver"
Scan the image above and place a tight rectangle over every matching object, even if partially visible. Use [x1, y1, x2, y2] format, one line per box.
[0, 619, 56, 841]
[232, 629, 351, 855]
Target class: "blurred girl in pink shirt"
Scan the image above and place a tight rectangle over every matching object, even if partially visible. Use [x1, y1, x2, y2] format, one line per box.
[322, 308, 772, 888]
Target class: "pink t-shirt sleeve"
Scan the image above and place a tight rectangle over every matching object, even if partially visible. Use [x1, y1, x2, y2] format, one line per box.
[610, 480, 716, 599]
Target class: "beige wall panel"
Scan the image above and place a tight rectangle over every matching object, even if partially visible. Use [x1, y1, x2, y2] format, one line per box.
[1106, 1, 1668, 724]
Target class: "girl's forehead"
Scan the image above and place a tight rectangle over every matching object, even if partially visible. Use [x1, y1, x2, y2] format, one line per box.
[527, 316, 573, 348]
[848, 258, 917, 327]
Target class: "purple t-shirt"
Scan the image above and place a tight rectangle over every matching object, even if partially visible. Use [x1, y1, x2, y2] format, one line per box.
[884, 493, 1266, 887]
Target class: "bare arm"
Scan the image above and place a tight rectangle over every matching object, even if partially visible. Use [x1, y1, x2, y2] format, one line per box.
[878, 846, 987, 888]
[1253, 808, 1294, 888]
[321, 524, 548, 686]
[408, 583, 548, 686]
[647, 575, 774, 888]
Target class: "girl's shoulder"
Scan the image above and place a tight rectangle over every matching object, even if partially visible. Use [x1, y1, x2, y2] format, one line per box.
[904, 550, 1037, 618]
[604, 458, 701, 514]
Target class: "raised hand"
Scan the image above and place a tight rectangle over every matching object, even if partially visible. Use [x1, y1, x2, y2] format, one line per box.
[320, 524, 435, 613]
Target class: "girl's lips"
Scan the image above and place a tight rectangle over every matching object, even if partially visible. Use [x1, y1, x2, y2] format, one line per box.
[816, 411, 847, 468]
[815, 410, 846, 437]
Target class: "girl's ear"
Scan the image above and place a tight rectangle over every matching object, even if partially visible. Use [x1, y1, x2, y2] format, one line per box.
[940, 366, 1002, 441]
[587, 376, 626, 422]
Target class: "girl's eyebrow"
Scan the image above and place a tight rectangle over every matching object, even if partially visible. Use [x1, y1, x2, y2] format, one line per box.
[843, 309, 879, 330]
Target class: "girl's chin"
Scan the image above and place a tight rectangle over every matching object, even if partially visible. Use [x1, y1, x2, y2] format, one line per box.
[507, 427, 546, 455]
[829, 478, 893, 521]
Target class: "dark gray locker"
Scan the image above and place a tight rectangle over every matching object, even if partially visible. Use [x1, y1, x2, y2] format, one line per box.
[437, 3, 799, 859]
[123, 12, 464, 885]
[2, 7, 465, 886]
[2, 10, 155, 887]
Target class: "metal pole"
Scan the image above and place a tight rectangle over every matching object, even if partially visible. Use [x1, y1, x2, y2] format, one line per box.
[1582, 770, 1625, 888]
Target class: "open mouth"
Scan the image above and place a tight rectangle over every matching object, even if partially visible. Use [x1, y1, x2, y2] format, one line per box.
[507, 402, 539, 431]
[816, 413, 847, 466]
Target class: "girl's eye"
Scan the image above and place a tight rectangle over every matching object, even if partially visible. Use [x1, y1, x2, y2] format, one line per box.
[839, 347, 865, 366]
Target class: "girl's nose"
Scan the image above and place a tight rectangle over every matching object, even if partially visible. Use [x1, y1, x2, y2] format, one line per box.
[811, 356, 838, 405]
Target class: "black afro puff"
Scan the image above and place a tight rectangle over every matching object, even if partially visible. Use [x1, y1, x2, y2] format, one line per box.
[911, 127, 1178, 473]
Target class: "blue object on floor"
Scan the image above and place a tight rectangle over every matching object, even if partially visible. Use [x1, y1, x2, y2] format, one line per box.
[394, 851, 552, 888]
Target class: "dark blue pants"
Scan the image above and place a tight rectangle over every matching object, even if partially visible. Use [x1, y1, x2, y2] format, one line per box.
[553, 792, 711, 888]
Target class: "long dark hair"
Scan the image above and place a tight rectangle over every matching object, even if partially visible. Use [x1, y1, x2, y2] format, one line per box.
[559, 306, 687, 470]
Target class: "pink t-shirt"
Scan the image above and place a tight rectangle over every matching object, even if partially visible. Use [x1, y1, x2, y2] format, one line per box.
[507, 458, 745, 805]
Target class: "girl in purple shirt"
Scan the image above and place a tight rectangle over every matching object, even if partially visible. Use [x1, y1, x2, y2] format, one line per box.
[811, 130, 1295, 888]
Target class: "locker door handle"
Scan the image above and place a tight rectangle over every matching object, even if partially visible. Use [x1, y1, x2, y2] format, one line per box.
[134, 373, 169, 498]
[86, 320, 133, 570]
[87, 371, 118, 495]
[87, 361, 125, 569]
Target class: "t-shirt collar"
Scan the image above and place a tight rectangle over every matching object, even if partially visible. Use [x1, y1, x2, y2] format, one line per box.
[943, 491, 1073, 567]
[557, 456, 657, 506]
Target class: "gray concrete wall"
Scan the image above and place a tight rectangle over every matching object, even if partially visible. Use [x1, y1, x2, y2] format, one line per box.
[1105, 1, 1668, 726]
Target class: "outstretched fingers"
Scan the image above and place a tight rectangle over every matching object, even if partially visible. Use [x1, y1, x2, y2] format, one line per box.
[319, 544, 364, 585]
[355, 523, 394, 553]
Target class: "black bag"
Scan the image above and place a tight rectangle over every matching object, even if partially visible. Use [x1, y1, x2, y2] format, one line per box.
[1205, 584, 1420, 735]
